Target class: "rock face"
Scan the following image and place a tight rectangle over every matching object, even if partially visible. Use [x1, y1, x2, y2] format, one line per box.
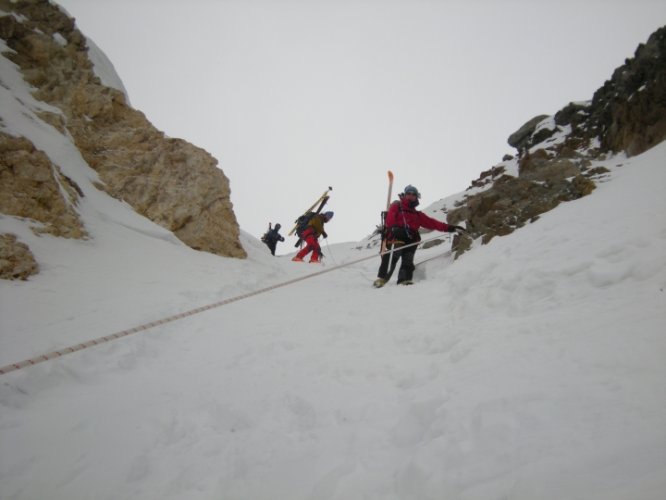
[447, 26, 666, 257]
[0, 234, 39, 280]
[513, 27, 666, 159]
[0, 133, 88, 239]
[584, 27, 666, 156]
[0, 0, 245, 281]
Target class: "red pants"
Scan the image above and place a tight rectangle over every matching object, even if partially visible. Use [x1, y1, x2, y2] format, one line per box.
[296, 232, 321, 261]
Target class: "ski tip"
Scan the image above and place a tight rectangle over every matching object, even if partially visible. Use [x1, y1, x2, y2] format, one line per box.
[388, 170, 394, 180]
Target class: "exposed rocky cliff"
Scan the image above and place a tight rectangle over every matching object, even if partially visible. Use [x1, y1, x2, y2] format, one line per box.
[1, 0, 245, 280]
[446, 26, 666, 257]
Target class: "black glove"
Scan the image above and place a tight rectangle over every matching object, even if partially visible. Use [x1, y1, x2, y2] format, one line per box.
[447, 225, 466, 233]
[322, 232, 328, 239]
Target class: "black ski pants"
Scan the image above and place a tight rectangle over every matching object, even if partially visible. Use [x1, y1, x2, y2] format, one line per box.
[377, 242, 417, 284]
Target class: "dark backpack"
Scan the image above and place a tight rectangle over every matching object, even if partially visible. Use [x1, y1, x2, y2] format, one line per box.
[261, 223, 272, 243]
[295, 212, 316, 237]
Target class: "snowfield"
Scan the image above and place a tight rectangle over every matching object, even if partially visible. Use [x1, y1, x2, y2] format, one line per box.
[1, 141, 665, 499]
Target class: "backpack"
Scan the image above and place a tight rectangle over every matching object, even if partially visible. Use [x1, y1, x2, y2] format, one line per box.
[261, 223, 272, 243]
[295, 212, 316, 237]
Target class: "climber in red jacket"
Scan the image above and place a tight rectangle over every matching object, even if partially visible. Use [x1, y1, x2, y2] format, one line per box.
[374, 185, 464, 287]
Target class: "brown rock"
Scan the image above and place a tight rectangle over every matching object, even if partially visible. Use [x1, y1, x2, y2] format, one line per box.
[0, 0, 246, 259]
[0, 233, 39, 280]
[0, 133, 87, 239]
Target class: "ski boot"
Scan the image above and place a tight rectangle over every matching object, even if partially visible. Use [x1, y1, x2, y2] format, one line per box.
[373, 278, 387, 288]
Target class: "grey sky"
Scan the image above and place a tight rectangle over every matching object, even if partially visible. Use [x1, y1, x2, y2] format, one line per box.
[56, 0, 666, 247]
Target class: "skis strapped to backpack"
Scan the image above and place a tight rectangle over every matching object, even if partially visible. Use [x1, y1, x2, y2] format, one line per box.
[290, 186, 332, 246]
[380, 171, 394, 254]
[289, 186, 332, 234]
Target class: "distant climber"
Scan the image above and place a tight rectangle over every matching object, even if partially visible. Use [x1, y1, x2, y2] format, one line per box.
[292, 211, 334, 263]
[261, 223, 285, 256]
[374, 185, 464, 287]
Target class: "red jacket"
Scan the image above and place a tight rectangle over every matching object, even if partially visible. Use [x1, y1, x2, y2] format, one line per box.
[386, 197, 450, 242]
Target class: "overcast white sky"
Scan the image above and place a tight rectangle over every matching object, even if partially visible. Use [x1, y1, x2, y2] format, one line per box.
[56, 0, 666, 245]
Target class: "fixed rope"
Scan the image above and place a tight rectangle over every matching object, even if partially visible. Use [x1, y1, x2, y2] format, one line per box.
[0, 235, 455, 376]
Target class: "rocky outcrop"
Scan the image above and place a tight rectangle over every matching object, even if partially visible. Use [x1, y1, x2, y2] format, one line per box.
[0, 132, 88, 239]
[0, 234, 39, 280]
[507, 114, 549, 154]
[586, 26, 666, 156]
[0, 0, 246, 275]
[508, 26, 666, 159]
[448, 26, 665, 257]
[449, 120, 602, 255]
[448, 171, 597, 246]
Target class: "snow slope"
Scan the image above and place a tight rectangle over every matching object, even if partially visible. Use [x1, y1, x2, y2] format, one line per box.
[1, 33, 666, 500]
[1, 139, 665, 498]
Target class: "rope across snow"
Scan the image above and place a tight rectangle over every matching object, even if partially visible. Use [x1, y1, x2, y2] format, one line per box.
[0, 235, 453, 376]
